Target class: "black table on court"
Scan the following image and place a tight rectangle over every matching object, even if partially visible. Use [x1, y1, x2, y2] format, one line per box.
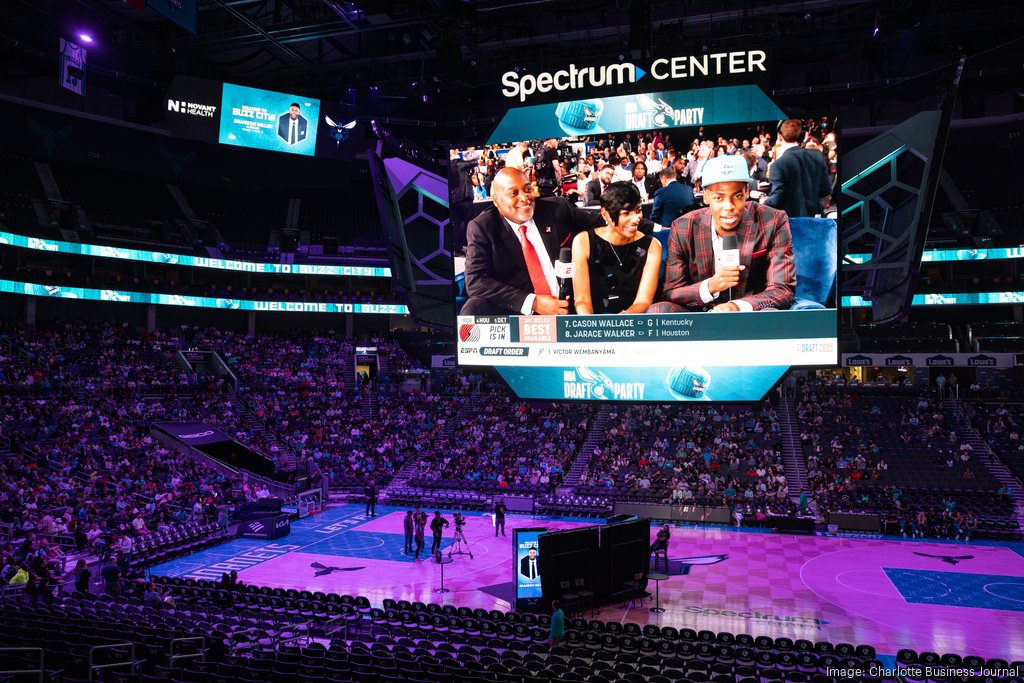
[434, 556, 454, 594]
[648, 572, 670, 613]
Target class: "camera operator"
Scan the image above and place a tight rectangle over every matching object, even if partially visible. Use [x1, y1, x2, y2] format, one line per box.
[430, 511, 450, 555]
[534, 139, 563, 197]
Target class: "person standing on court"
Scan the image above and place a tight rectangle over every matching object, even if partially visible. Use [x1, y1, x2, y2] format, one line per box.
[430, 511, 450, 555]
[364, 480, 377, 517]
[403, 510, 414, 555]
[494, 498, 508, 537]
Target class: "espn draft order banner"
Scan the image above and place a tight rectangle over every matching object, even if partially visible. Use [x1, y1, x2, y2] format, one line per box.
[457, 311, 834, 402]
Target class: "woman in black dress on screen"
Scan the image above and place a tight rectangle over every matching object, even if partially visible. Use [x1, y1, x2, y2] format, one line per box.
[571, 182, 662, 314]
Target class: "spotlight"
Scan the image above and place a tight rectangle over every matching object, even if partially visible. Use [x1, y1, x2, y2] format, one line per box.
[77, 33, 94, 44]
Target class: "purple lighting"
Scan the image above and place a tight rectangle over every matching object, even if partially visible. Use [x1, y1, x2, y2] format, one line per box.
[77, 33, 94, 44]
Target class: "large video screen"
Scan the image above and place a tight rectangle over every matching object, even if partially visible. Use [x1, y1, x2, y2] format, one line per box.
[514, 529, 544, 601]
[218, 83, 320, 156]
[451, 102, 839, 401]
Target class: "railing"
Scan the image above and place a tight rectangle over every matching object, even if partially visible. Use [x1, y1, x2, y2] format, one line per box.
[225, 628, 260, 655]
[323, 614, 350, 642]
[35, 531, 75, 550]
[297, 487, 324, 517]
[0, 583, 26, 599]
[88, 642, 136, 681]
[0, 647, 44, 683]
[168, 637, 205, 666]
[275, 620, 313, 648]
[211, 350, 239, 391]
[242, 470, 294, 501]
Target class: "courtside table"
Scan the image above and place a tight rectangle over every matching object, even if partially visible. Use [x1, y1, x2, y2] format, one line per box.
[648, 573, 669, 613]
[435, 556, 454, 594]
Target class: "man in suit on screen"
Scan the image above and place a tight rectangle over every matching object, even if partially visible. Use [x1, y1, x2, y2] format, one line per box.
[650, 167, 694, 229]
[462, 167, 603, 316]
[763, 119, 832, 218]
[520, 548, 540, 580]
[648, 155, 795, 313]
[583, 164, 616, 206]
[277, 103, 308, 145]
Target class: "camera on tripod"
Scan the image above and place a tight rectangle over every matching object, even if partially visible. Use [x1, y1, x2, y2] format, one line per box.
[448, 511, 473, 559]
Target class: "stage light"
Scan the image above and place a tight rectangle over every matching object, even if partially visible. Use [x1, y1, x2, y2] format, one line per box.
[78, 33, 94, 44]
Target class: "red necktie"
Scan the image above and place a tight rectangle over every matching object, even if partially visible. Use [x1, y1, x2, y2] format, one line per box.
[519, 225, 551, 296]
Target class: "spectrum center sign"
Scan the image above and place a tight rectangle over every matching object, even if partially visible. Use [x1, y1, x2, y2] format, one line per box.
[500, 50, 767, 102]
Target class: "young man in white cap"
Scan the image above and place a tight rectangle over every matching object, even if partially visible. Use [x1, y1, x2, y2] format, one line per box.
[649, 154, 796, 313]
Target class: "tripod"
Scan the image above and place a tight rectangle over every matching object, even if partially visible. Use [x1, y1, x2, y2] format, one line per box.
[448, 525, 474, 559]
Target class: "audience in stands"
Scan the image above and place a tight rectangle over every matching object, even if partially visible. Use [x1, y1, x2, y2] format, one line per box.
[796, 379, 1015, 539]
[408, 387, 589, 493]
[577, 403, 793, 514]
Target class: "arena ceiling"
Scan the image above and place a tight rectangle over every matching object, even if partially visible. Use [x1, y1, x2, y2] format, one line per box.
[0, 0, 1021, 129]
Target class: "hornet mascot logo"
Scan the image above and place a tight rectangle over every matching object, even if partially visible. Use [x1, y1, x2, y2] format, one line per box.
[311, 561, 365, 577]
[324, 116, 357, 146]
[636, 94, 676, 129]
[669, 554, 729, 575]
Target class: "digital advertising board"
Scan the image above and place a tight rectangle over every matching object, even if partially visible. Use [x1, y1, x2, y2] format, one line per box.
[450, 76, 839, 402]
[218, 83, 321, 157]
[514, 528, 545, 603]
[165, 77, 362, 160]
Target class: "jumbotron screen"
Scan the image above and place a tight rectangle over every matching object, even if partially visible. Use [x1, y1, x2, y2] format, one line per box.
[451, 90, 838, 402]
[218, 83, 320, 157]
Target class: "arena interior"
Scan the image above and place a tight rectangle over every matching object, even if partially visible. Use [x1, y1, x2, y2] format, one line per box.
[1, 1, 1024, 682]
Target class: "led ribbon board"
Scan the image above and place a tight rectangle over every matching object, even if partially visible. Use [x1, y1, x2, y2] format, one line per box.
[844, 292, 1024, 307]
[1, 278, 407, 314]
[0, 231, 390, 278]
[845, 246, 1024, 263]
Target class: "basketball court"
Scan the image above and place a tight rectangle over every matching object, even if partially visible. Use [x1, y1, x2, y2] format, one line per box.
[150, 504, 1024, 661]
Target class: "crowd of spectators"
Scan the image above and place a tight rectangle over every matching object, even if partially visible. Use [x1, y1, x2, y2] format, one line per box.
[795, 380, 1013, 539]
[407, 387, 590, 493]
[205, 330, 457, 486]
[966, 401, 1024, 482]
[0, 392, 243, 594]
[576, 403, 793, 515]
[454, 118, 837, 216]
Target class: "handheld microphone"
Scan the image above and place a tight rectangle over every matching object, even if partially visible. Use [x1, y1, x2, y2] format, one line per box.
[721, 234, 740, 301]
[554, 247, 574, 311]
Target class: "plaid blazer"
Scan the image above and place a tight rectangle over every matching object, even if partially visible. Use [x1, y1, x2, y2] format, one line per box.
[661, 202, 796, 311]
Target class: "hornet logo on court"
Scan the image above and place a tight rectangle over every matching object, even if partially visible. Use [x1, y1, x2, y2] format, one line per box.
[912, 552, 974, 566]
[670, 554, 729, 575]
[311, 561, 365, 577]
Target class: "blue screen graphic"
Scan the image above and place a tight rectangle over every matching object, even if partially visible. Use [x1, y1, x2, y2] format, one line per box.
[515, 530, 544, 600]
[219, 83, 320, 156]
